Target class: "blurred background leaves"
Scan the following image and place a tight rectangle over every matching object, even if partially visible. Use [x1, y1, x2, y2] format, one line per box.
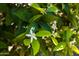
[0, 3, 79, 56]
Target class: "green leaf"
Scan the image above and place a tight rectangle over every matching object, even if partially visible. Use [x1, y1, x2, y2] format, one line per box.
[29, 14, 42, 23]
[69, 15, 78, 29]
[39, 22, 52, 32]
[71, 45, 79, 54]
[47, 5, 59, 13]
[13, 9, 27, 20]
[0, 41, 7, 48]
[61, 27, 73, 42]
[5, 14, 13, 26]
[0, 4, 8, 12]
[36, 30, 51, 37]
[31, 40, 40, 55]
[30, 3, 46, 14]
[51, 37, 58, 46]
[68, 48, 73, 56]
[13, 8, 32, 21]
[63, 47, 68, 56]
[23, 39, 31, 46]
[13, 32, 26, 43]
[53, 42, 66, 51]
[62, 4, 70, 14]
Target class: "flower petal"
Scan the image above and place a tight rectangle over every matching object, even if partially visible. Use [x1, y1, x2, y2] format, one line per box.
[30, 30, 33, 34]
[33, 36, 37, 40]
[26, 34, 31, 37]
[31, 37, 33, 43]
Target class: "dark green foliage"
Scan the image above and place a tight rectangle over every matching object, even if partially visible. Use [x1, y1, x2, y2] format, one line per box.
[0, 3, 79, 56]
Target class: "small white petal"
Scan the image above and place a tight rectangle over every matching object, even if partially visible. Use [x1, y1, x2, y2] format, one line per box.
[76, 15, 79, 19]
[30, 27, 35, 34]
[31, 37, 33, 43]
[53, 21, 57, 24]
[8, 46, 13, 52]
[33, 36, 37, 40]
[30, 29, 33, 34]
[28, 45, 31, 48]
[16, 46, 22, 50]
[31, 27, 35, 30]
[26, 34, 31, 37]
[73, 39, 76, 43]
[42, 36, 45, 39]
[70, 38, 76, 46]
[11, 22, 14, 25]
[25, 27, 37, 43]
[28, 3, 32, 6]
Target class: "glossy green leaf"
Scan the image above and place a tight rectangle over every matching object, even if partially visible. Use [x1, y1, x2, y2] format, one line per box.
[30, 3, 46, 14]
[39, 22, 52, 32]
[53, 42, 66, 51]
[23, 39, 31, 46]
[29, 14, 42, 23]
[71, 45, 79, 54]
[36, 30, 51, 37]
[62, 27, 73, 42]
[47, 5, 59, 13]
[13, 32, 26, 42]
[51, 37, 58, 46]
[62, 4, 70, 14]
[42, 14, 55, 23]
[31, 40, 40, 55]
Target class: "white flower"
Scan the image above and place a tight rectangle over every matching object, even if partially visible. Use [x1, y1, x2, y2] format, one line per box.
[70, 38, 76, 46]
[26, 27, 37, 43]
[11, 22, 14, 25]
[70, 28, 74, 31]
[28, 45, 31, 48]
[16, 46, 22, 51]
[28, 3, 32, 6]
[58, 12, 63, 17]
[42, 36, 47, 40]
[8, 46, 13, 52]
[51, 20, 57, 31]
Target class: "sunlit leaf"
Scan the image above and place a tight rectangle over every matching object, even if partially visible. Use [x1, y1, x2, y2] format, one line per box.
[71, 45, 79, 54]
[51, 37, 58, 46]
[36, 30, 51, 37]
[61, 27, 73, 42]
[30, 3, 46, 14]
[47, 5, 59, 13]
[29, 14, 42, 23]
[23, 39, 31, 46]
[31, 40, 40, 55]
[53, 42, 66, 51]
